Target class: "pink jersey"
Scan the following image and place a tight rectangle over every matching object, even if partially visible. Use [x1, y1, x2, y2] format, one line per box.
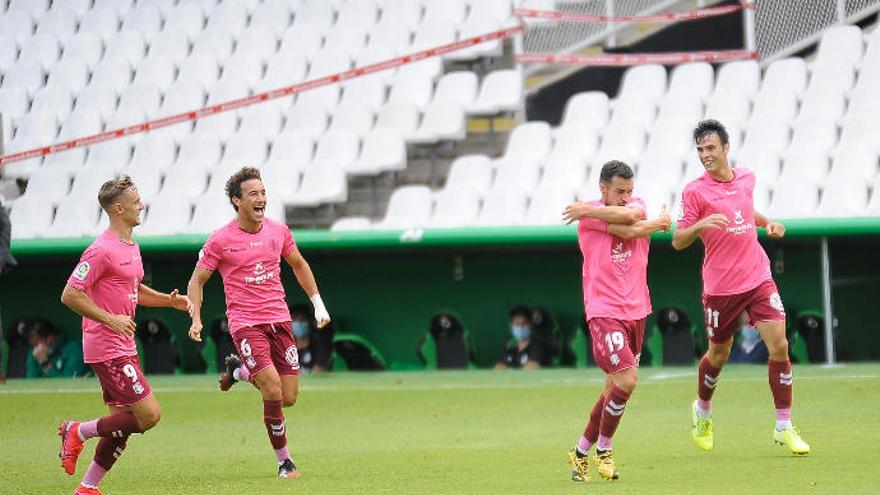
[67, 230, 143, 364]
[577, 198, 652, 321]
[677, 168, 772, 296]
[197, 218, 297, 332]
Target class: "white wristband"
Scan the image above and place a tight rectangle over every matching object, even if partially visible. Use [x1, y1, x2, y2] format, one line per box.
[310, 293, 330, 323]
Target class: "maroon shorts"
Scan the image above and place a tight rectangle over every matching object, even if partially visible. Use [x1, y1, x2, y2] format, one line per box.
[89, 355, 153, 407]
[232, 322, 300, 377]
[702, 279, 786, 344]
[588, 317, 646, 374]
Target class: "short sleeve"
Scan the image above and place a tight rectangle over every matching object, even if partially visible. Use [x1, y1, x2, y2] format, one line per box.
[281, 226, 296, 258]
[67, 245, 107, 291]
[676, 187, 702, 229]
[196, 235, 223, 272]
[579, 217, 608, 233]
[629, 198, 648, 218]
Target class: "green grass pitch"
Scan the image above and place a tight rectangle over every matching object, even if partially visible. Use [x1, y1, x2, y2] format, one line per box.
[1, 364, 878, 495]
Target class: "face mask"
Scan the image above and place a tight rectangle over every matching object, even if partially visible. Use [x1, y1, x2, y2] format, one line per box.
[511, 325, 531, 341]
[292, 321, 309, 338]
[741, 326, 759, 342]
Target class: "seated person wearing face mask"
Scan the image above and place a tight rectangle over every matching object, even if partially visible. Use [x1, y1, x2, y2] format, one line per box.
[26, 319, 89, 378]
[494, 305, 549, 370]
[729, 311, 769, 364]
[290, 304, 334, 372]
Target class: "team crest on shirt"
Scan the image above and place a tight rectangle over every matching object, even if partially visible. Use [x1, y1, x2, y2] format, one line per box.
[73, 261, 91, 281]
[610, 242, 632, 263]
[726, 210, 753, 235]
[285, 345, 300, 370]
[734, 210, 745, 225]
[769, 293, 785, 315]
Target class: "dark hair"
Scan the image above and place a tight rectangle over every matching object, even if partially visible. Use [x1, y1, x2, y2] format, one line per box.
[693, 119, 729, 145]
[27, 318, 58, 339]
[599, 160, 634, 183]
[98, 175, 136, 210]
[225, 167, 262, 211]
[509, 304, 531, 321]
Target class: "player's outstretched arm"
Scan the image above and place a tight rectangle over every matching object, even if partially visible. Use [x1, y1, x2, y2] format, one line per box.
[607, 205, 672, 240]
[671, 213, 730, 250]
[186, 267, 213, 342]
[137, 284, 193, 314]
[754, 210, 785, 238]
[61, 285, 136, 337]
[283, 246, 331, 328]
[563, 201, 644, 225]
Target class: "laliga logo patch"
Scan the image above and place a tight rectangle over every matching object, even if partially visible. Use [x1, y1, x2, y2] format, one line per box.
[73, 261, 91, 281]
[285, 345, 300, 369]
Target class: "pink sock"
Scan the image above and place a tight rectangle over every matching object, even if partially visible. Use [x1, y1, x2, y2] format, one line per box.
[233, 365, 250, 382]
[597, 434, 612, 451]
[697, 399, 712, 415]
[80, 461, 108, 488]
[78, 420, 100, 440]
[577, 435, 592, 454]
[776, 408, 792, 421]
[275, 446, 290, 464]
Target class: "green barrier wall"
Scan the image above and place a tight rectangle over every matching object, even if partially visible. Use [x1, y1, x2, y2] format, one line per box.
[3, 219, 879, 370]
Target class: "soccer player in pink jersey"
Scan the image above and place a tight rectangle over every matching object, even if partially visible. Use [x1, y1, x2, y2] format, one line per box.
[562, 160, 671, 481]
[58, 176, 193, 495]
[674, 119, 810, 455]
[186, 167, 331, 480]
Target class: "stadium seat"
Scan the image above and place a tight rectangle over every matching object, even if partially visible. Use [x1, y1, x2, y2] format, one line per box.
[177, 132, 223, 171]
[666, 62, 714, 99]
[339, 77, 388, 112]
[807, 57, 856, 94]
[217, 131, 269, 173]
[429, 189, 481, 228]
[104, 30, 147, 67]
[292, 0, 336, 32]
[431, 71, 478, 110]
[617, 64, 667, 105]
[35, 9, 76, 45]
[176, 55, 221, 94]
[503, 122, 553, 162]
[610, 97, 657, 129]
[90, 57, 135, 95]
[749, 88, 799, 126]
[259, 52, 308, 94]
[148, 29, 191, 65]
[868, 177, 880, 215]
[636, 153, 684, 192]
[161, 165, 209, 200]
[768, 177, 819, 219]
[93, 0, 133, 17]
[62, 31, 106, 70]
[713, 60, 760, 98]
[704, 89, 751, 129]
[374, 100, 420, 140]
[205, 1, 249, 37]
[353, 44, 400, 86]
[778, 146, 829, 183]
[826, 147, 879, 185]
[287, 162, 347, 206]
[22, 166, 70, 200]
[325, 23, 369, 60]
[133, 56, 177, 92]
[380, 0, 424, 29]
[10, 113, 57, 148]
[788, 120, 838, 155]
[411, 20, 457, 56]
[468, 69, 524, 116]
[387, 72, 434, 109]
[741, 120, 790, 158]
[44, 195, 100, 238]
[733, 147, 781, 183]
[593, 124, 646, 165]
[127, 132, 178, 174]
[329, 102, 376, 136]
[4, 58, 45, 97]
[125, 166, 163, 205]
[238, 104, 284, 139]
[250, 0, 293, 36]
[29, 84, 73, 125]
[815, 25, 864, 67]
[236, 25, 279, 59]
[311, 130, 360, 172]
[0, 88, 27, 124]
[410, 101, 466, 144]
[18, 33, 60, 71]
[49, 0, 91, 18]
[70, 167, 123, 202]
[78, 7, 120, 43]
[374, 185, 433, 229]
[72, 85, 118, 122]
[443, 155, 494, 196]
[760, 58, 808, 95]
[260, 164, 301, 205]
[43, 58, 88, 96]
[118, 82, 163, 118]
[192, 30, 234, 61]
[194, 111, 239, 142]
[0, 34, 17, 73]
[550, 124, 600, 163]
[657, 92, 704, 123]
[523, 184, 577, 225]
[336, 0, 379, 30]
[280, 24, 325, 61]
[284, 102, 330, 140]
[10, 196, 55, 239]
[368, 19, 412, 52]
[106, 107, 149, 136]
[349, 129, 407, 175]
[797, 86, 846, 125]
[264, 131, 315, 175]
[560, 91, 609, 131]
[138, 195, 193, 235]
[474, 187, 528, 226]
[643, 118, 693, 161]
[330, 216, 372, 231]
[540, 154, 588, 191]
[491, 158, 541, 196]
[0, 9, 34, 44]
[8, 0, 49, 18]
[186, 192, 235, 233]
[163, 3, 206, 40]
[814, 178, 868, 218]
[222, 50, 266, 90]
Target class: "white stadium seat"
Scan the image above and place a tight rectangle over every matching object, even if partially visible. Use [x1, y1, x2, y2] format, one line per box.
[443, 155, 494, 196]
[503, 122, 552, 162]
[374, 185, 433, 229]
[768, 177, 819, 219]
[330, 217, 372, 231]
[10, 196, 55, 239]
[78, 8, 120, 42]
[410, 102, 466, 145]
[666, 62, 714, 99]
[713, 60, 760, 98]
[468, 69, 523, 115]
[349, 129, 406, 175]
[287, 162, 347, 206]
[474, 188, 528, 226]
[560, 91, 609, 131]
[430, 189, 481, 228]
[45, 195, 100, 238]
[814, 178, 869, 218]
[374, 100, 420, 140]
[617, 64, 667, 105]
[47, 57, 90, 94]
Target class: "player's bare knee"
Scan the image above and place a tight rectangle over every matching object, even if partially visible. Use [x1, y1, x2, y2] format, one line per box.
[708, 346, 730, 367]
[282, 393, 298, 408]
[138, 409, 161, 431]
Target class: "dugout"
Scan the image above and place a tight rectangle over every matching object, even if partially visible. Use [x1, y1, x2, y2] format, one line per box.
[3, 220, 880, 372]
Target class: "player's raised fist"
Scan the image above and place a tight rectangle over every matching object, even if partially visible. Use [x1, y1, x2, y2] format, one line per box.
[766, 221, 785, 238]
